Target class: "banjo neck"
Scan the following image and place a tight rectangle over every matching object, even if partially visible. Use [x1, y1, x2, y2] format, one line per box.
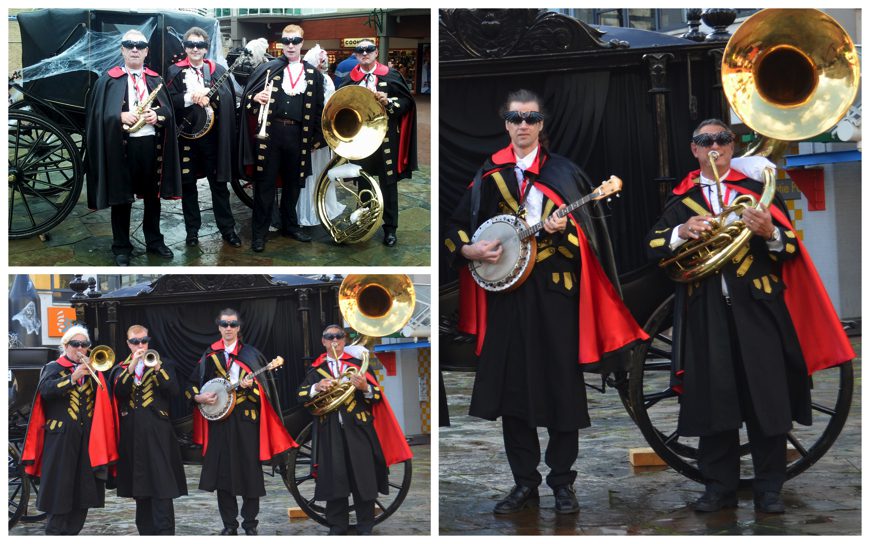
[517, 191, 596, 241]
[226, 356, 283, 389]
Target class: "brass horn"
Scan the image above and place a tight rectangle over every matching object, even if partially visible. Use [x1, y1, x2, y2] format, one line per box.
[304, 275, 416, 416]
[89, 345, 116, 372]
[660, 8, 859, 283]
[315, 86, 388, 244]
[142, 349, 161, 368]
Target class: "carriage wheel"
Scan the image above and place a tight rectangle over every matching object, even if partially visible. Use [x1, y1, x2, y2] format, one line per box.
[625, 294, 854, 485]
[8, 442, 29, 530]
[8, 110, 83, 239]
[282, 422, 412, 530]
[230, 176, 254, 208]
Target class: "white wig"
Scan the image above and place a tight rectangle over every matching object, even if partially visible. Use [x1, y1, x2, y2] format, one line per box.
[59, 325, 90, 352]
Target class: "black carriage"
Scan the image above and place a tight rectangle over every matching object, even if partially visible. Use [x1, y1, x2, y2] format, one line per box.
[438, 9, 855, 488]
[8, 9, 257, 241]
[8, 274, 413, 531]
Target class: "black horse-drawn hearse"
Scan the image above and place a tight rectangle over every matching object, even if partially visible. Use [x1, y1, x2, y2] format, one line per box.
[439, 8, 856, 491]
[9, 274, 414, 531]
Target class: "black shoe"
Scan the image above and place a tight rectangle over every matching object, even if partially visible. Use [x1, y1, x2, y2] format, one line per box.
[223, 232, 242, 247]
[219, 527, 238, 535]
[693, 490, 738, 513]
[147, 243, 174, 258]
[493, 485, 539, 515]
[114, 253, 130, 266]
[252, 238, 265, 253]
[383, 232, 397, 247]
[186, 236, 199, 247]
[244, 527, 258, 536]
[553, 485, 580, 514]
[754, 491, 785, 514]
[282, 227, 311, 243]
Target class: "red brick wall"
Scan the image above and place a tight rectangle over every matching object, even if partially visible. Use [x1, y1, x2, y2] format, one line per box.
[302, 17, 374, 41]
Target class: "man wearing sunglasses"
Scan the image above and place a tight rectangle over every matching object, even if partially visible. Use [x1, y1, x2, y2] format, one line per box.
[338, 39, 418, 247]
[644, 119, 853, 514]
[298, 325, 412, 534]
[443, 89, 646, 516]
[165, 27, 242, 250]
[187, 309, 296, 535]
[110, 325, 187, 534]
[239, 24, 326, 252]
[86, 29, 182, 267]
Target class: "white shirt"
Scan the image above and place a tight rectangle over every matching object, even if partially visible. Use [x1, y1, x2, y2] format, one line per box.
[281, 61, 307, 96]
[125, 68, 156, 138]
[357, 67, 378, 92]
[182, 63, 208, 107]
[224, 341, 241, 382]
[514, 147, 543, 225]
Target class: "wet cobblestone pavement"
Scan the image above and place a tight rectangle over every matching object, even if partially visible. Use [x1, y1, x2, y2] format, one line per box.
[439, 339, 861, 535]
[10, 444, 430, 536]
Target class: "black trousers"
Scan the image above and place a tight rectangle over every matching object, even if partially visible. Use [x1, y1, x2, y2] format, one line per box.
[180, 130, 236, 238]
[134, 497, 175, 535]
[111, 135, 163, 255]
[325, 433, 375, 535]
[502, 415, 578, 489]
[45, 508, 88, 535]
[252, 122, 302, 240]
[217, 489, 259, 531]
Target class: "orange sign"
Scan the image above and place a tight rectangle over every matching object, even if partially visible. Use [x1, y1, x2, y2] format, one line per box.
[47, 307, 76, 337]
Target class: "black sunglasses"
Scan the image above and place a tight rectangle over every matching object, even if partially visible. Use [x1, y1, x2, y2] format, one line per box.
[183, 40, 209, 50]
[219, 320, 240, 328]
[121, 40, 149, 50]
[504, 110, 545, 125]
[280, 36, 304, 46]
[354, 45, 377, 54]
[68, 340, 92, 348]
[692, 131, 734, 147]
[323, 332, 346, 340]
[127, 336, 151, 345]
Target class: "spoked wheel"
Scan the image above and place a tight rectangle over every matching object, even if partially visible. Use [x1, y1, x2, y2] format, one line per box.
[8, 442, 29, 530]
[8, 110, 84, 239]
[625, 294, 855, 485]
[230, 176, 254, 208]
[283, 422, 412, 529]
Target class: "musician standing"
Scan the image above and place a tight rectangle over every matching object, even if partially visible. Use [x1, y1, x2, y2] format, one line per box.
[165, 27, 242, 249]
[188, 309, 296, 535]
[338, 39, 418, 247]
[86, 29, 181, 266]
[110, 325, 187, 534]
[644, 119, 854, 514]
[20, 326, 118, 535]
[443, 89, 646, 515]
[239, 24, 325, 252]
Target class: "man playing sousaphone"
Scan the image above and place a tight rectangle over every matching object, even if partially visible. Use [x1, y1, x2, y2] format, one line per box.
[109, 325, 187, 534]
[187, 308, 296, 535]
[298, 324, 412, 535]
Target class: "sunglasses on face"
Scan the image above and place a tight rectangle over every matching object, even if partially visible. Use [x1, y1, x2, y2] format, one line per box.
[504, 110, 545, 125]
[323, 332, 346, 340]
[127, 336, 151, 345]
[121, 40, 149, 50]
[68, 340, 92, 348]
[219, 320, 240, 328]
[280, 36, 304, 46]
[692, 131, 734, 147]
[354, 45, 377, 54]
[183, 40, 209, 50]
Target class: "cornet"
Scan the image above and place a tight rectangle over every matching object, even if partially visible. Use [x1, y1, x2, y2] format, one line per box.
[256, 69, 273, 141]
[142, 349, 161, 368]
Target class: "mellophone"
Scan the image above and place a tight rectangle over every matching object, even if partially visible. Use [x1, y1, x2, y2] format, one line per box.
[198, 356, 284, 421]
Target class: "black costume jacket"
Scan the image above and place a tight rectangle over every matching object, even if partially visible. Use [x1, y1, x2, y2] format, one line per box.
[85, 66, 182, 209]
[645, 169, 812, 437]
[445, 145, 646, 430]
[110, 355, 187, 499]
[298, 353, 388, 502]
[165, 58, 237, 184]
[21, 356, 117, 514]
[238, 57, 325, 186]
[339, 62, 418, 185]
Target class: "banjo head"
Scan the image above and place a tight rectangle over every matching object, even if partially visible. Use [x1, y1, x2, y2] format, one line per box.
[198, 377, 235, 421]
[470, 214, 534, 292]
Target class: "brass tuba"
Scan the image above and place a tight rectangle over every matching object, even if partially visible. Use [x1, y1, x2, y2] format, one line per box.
[660, 8, 859, 283]
[304, 274, 416, 416]
[315, 86, 389, 244]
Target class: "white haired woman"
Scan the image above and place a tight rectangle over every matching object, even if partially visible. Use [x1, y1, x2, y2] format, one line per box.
[20, 325, 118, 534]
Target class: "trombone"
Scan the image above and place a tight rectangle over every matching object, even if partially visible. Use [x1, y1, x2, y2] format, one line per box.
[76, 345, 116, 389]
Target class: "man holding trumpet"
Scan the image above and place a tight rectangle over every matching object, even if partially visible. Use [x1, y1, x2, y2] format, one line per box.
[110, 325, 188, 534]
[239, 23, 326, 252]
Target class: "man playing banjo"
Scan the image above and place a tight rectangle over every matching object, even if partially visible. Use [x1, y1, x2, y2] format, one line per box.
[187, 309, 296, 535]
[443, 89, 646, 515]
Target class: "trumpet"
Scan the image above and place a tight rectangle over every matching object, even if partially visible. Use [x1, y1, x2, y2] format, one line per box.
[256, 69, 273, 141]
[123, 83, 163, 133]
[142, 349, 162, 368]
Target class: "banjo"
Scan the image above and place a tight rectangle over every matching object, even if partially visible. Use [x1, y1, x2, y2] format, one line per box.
[198, 356, 284, 421]
[469, 175, 622, 292]
[178, 50, 249, 140]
